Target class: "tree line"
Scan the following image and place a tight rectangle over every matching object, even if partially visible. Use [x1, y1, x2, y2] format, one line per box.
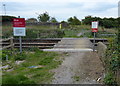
[1, 12, 120, 28]
[82, 15, 119, 28]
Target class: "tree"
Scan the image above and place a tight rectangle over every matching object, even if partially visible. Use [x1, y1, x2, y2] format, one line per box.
[38, 12, 50, 22]
[82, 16, 92, 25]
[2, 15, 16, 22]
[67, 17, 74, 24]
[67, 16, 81, 25]
[73, 16, 81, 25]
[50, 17, 58, 23]
[61, 20, 67, 23]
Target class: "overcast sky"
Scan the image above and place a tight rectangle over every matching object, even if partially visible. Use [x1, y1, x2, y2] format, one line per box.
[0, 0, 120, 21]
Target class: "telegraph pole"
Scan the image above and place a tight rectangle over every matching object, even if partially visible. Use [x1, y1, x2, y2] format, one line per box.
[3, 4, 6, 15]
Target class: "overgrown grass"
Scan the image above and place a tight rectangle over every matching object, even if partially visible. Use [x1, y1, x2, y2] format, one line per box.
[2, 25, 64, 38]
[63, 25, 91, 37]
[80, 31, 117, 38]
[2, 48, 62, 84]
[2, 24, 117, 38]
[63, 29, 81, 37]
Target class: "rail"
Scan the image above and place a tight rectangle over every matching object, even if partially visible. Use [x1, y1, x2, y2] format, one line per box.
[1, 38, 108, 50]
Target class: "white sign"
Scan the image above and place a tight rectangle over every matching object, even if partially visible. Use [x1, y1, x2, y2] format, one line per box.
[92, 21, 98, 28]
[13, 27, 26, 36]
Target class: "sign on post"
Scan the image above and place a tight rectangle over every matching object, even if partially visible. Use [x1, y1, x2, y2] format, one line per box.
[91, 21, 98, 32]
[91, 21, 98, 52]
[13, 18, 26, 53]
[13, 18, 26, 36]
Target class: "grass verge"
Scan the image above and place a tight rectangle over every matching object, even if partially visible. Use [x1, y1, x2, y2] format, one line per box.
[2, 48, 62, 84]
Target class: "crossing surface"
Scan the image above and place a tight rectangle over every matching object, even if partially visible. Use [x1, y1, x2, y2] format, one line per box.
[43, 38, 93, 52]
[50, 38, 104, 84]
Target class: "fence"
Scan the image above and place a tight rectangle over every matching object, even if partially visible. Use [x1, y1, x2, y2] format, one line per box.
[0, 37, 14, 50]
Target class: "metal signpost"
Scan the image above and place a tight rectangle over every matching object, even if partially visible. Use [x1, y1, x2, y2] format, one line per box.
[13, 17, 26, 53]
[91, 21, 98, 52]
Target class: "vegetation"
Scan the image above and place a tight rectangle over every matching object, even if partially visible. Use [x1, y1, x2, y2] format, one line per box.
[38, 12, 50, 22]
[50, 17, 58, 23]
[82, 16, 119, 28]
[1, 15, 119, 85]
[2, 16, 16, 23]
[2, 48, 62, 84]
[103, 33, 120, 85]
[2, 25, 65, 38]
[26, 18, 38, 23]
[67, 16, 81, 25]
[73, 75, 80, 82]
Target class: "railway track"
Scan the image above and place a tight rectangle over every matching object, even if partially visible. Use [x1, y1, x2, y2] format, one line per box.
[1, 38, 108, 50]
[1, 38, 61, 49]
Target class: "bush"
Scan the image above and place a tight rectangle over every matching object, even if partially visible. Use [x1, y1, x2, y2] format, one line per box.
[104, 72, 117, 85]
[104, 35, 119, 85]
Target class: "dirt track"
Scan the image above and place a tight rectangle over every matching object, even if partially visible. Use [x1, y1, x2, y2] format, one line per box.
[51, 38, 105, 84]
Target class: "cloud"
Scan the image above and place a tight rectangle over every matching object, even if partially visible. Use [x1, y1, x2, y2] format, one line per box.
[1, 0, 119, 21]
[81, 2, 117, 12]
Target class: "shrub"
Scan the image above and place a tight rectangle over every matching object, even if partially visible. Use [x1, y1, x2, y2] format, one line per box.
[104, 72, 117, 85]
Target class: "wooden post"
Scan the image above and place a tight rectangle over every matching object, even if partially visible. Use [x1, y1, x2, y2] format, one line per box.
[10, 37, 14, 49]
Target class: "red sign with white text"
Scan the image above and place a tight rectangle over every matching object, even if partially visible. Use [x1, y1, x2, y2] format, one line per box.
[92, 28, 98, 32]
[13, 18, 25, 27]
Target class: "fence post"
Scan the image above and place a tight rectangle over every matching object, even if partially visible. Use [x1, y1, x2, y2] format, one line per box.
[10, 37, 14, 49]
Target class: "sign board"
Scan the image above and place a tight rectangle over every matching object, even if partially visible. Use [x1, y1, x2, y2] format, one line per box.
[91, 21, 98, 32]
[13, 18, 26, 36]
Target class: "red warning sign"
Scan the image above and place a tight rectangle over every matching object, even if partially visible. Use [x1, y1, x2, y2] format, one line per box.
[13, 18, 25, 27]
[91, 21, 98, 32]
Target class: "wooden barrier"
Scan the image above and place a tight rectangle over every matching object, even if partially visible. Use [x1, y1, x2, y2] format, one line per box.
[1, 37, 14, 50]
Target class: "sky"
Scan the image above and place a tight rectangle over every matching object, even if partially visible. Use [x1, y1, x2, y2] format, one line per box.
[0, 0, 120, 21]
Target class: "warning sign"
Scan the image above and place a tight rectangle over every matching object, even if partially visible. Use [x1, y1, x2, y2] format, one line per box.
[13, 18, 26, 36]
[91, 21, 98, 32]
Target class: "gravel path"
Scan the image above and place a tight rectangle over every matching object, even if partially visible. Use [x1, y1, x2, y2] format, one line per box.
[51, 38, 104, 84]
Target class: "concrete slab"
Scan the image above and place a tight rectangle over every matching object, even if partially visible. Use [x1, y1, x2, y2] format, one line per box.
[42, 48, 93, 52]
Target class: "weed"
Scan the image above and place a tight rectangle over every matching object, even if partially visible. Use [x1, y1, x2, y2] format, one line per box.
[73, 75, 80, 82]
[104, 72, 117, 85]
[14, 52, 27, 61]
